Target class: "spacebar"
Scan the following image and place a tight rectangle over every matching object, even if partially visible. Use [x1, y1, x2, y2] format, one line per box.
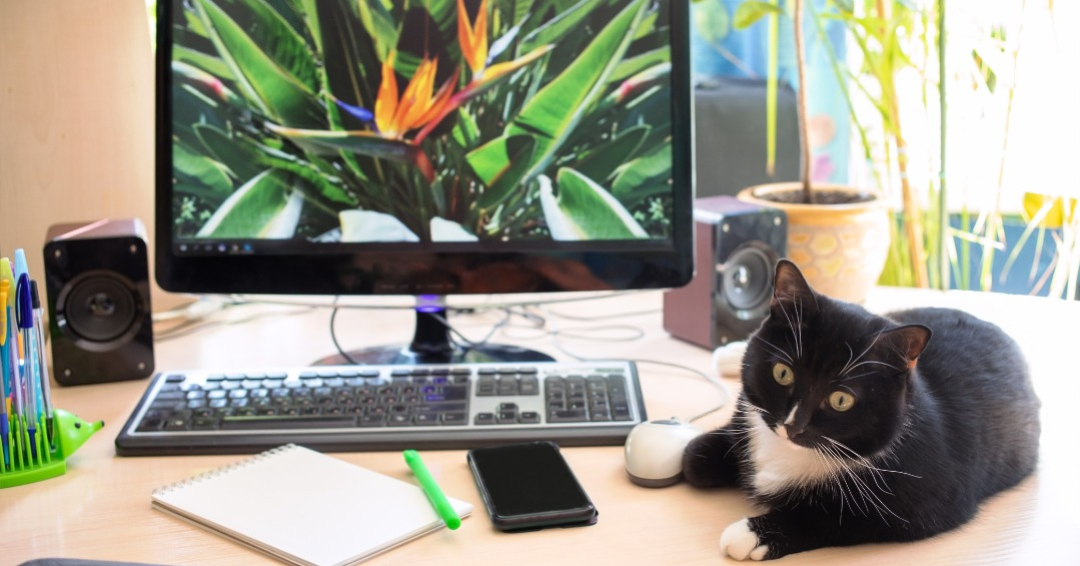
[221, 416, 357, 430]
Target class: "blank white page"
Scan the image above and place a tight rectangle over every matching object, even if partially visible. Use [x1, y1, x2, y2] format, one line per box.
[152, 445, 472, 566]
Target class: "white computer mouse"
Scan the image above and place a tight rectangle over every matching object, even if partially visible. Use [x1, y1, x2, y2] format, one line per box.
[624, 419, 702, 487]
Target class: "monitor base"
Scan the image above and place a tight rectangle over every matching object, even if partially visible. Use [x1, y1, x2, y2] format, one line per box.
[311, 301, 555, 366]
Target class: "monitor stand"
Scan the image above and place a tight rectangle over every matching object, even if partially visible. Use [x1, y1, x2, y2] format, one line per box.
[311, 297, 555, 366]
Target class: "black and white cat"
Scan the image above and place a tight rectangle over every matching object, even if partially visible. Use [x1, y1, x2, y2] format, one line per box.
[683, 260, 1040, 560]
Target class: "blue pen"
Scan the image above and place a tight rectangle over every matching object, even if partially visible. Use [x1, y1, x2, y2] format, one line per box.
[16, 273, 40, 458]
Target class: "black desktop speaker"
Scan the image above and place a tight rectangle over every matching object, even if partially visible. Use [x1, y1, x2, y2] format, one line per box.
[663, 196, 787, 349]
[43, 219, 154, 386]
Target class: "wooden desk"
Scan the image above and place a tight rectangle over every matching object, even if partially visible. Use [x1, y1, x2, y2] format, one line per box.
[3, 289, 1078, 565]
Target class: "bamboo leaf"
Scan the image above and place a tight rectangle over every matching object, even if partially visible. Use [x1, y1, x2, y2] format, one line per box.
[507, 0, 648, 180]
[195, 0, 325, 128]
[733, 1, 784, 30]
[540, 169, 648, 240]
[197, 169, 303, 238]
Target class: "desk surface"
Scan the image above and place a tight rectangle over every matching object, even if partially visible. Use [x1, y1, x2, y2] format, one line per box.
[3, 288, 1078, 565]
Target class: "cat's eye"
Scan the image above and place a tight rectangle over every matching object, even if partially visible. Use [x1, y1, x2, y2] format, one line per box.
[772, 363, 795, 386]
[828, 391, 856, 412]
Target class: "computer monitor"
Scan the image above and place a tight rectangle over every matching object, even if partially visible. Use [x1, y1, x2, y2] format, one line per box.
[156, 0, 693, 363]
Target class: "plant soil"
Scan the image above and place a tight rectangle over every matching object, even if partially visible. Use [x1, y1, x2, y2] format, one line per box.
[756, 189, 876, 205]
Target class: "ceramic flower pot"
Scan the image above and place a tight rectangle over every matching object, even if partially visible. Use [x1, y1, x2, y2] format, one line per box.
[737, 183, 890, 304]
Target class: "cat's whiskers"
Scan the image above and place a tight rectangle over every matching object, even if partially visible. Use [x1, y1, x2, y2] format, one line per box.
[840, 329, 887, 377]
[843, 360, 902, 375]
[818, 442, 909, 524]
[819, 444, 868, 517]
[775, 298, 803, 360]
[750, 334, 795, 366]
[823, 436, 922, 480]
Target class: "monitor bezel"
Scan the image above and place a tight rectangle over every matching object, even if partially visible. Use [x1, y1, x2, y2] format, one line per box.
[154, 0, 694, 296]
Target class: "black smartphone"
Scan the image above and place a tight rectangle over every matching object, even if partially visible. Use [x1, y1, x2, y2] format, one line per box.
[467, 441, 598, 532]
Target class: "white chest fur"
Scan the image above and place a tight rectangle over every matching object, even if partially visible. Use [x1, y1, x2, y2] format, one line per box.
[746, 411, 839, 496]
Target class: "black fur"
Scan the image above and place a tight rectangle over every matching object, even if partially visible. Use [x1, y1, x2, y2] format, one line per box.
[683, 260, 1040, 560]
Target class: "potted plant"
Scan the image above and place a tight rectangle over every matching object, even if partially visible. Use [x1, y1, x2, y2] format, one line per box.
[730, 0, 892, 303]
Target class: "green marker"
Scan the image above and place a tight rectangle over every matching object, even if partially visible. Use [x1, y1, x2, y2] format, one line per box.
[403, 449, 461, 530]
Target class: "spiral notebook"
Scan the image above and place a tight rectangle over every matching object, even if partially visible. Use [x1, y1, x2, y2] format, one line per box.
[151, 444, 472, 566]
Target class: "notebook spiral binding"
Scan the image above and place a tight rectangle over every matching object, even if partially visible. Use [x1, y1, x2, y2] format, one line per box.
[152, 444, 298, 496]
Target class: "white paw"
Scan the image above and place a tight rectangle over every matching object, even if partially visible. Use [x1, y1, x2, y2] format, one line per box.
[719, 518, 769, 561]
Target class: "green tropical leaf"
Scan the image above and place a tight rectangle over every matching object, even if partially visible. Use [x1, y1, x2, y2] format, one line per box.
[507, 0, 648, 180]
[518, 0, 600, 55]
[733, 1, 784, 30]
[197, 169, 304, 238]
[173, 143, 234, 194]
[610, 48, 670, 83]
[339, 210, 420, 242]
[195, 0, 324, 127]
[612, 145, 672, 197]
[174, 46, 235, 81]
[267, 124, 435, 181]
[466, 136, 537, 210]
[540, 169, 647, 240]
[193, 124, 264, 181]
[357, 0, 398, 61]
[574, 125, 650, 183]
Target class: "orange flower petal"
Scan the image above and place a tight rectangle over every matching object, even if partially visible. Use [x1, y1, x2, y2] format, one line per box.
[412, 68, 460, 130]
[375, 51, 399, 136]
[457, 0, 488, 74]
[396, 57, 439, 133]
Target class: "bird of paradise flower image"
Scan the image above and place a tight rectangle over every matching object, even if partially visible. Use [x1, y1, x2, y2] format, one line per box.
[170, 0, 674, 244]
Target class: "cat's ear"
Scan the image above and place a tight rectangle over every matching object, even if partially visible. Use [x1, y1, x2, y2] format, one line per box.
[882, 324, 933, 369]
[771, 259, 818, 316]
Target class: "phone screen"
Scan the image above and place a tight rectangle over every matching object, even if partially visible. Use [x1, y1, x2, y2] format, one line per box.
[468, 441, 595, 529]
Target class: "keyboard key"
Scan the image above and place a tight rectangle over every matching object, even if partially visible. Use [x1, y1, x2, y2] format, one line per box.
[474, 412, 495, 425]
[548, 409, 588, 423]
[442, 412, 467, 425]
[520, 411, 541, 424]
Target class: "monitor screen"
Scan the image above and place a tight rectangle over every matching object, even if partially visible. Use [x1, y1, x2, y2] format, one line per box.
[156, 0, 693, 295]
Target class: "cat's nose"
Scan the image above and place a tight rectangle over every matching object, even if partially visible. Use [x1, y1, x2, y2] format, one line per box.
[784, 424, 806, 440]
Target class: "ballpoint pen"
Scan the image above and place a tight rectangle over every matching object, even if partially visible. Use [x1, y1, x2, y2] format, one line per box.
[16, 272, 40, 458]
[31, 281, 55, 445]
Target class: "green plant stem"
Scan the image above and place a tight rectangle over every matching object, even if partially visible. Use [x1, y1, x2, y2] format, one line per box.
[980, 0, 1027, 291]
[875, 0, 928, 288]
[766, 0, 779, 177]
[937, 0, 949, 290]
[793, 0, 812, 203]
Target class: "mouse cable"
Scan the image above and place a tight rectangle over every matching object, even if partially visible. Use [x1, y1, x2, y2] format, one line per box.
[539, 307, 730, 423]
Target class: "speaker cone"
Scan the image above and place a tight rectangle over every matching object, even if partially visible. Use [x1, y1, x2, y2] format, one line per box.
[719, 245, 774, 311]
[58, 271, 142, 347]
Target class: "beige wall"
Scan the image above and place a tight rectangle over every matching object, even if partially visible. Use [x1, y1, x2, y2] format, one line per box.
[0, 0, 185, 310]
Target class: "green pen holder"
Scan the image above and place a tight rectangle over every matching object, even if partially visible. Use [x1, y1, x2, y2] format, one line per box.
[0, 408, 103, 489]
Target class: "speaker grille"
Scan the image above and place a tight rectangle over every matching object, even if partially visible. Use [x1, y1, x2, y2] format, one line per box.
[719, 244, 774, 312]
[63, 273, 139, 343]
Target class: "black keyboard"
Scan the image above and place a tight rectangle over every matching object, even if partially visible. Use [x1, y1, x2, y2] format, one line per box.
[115, 361, 647, 455]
